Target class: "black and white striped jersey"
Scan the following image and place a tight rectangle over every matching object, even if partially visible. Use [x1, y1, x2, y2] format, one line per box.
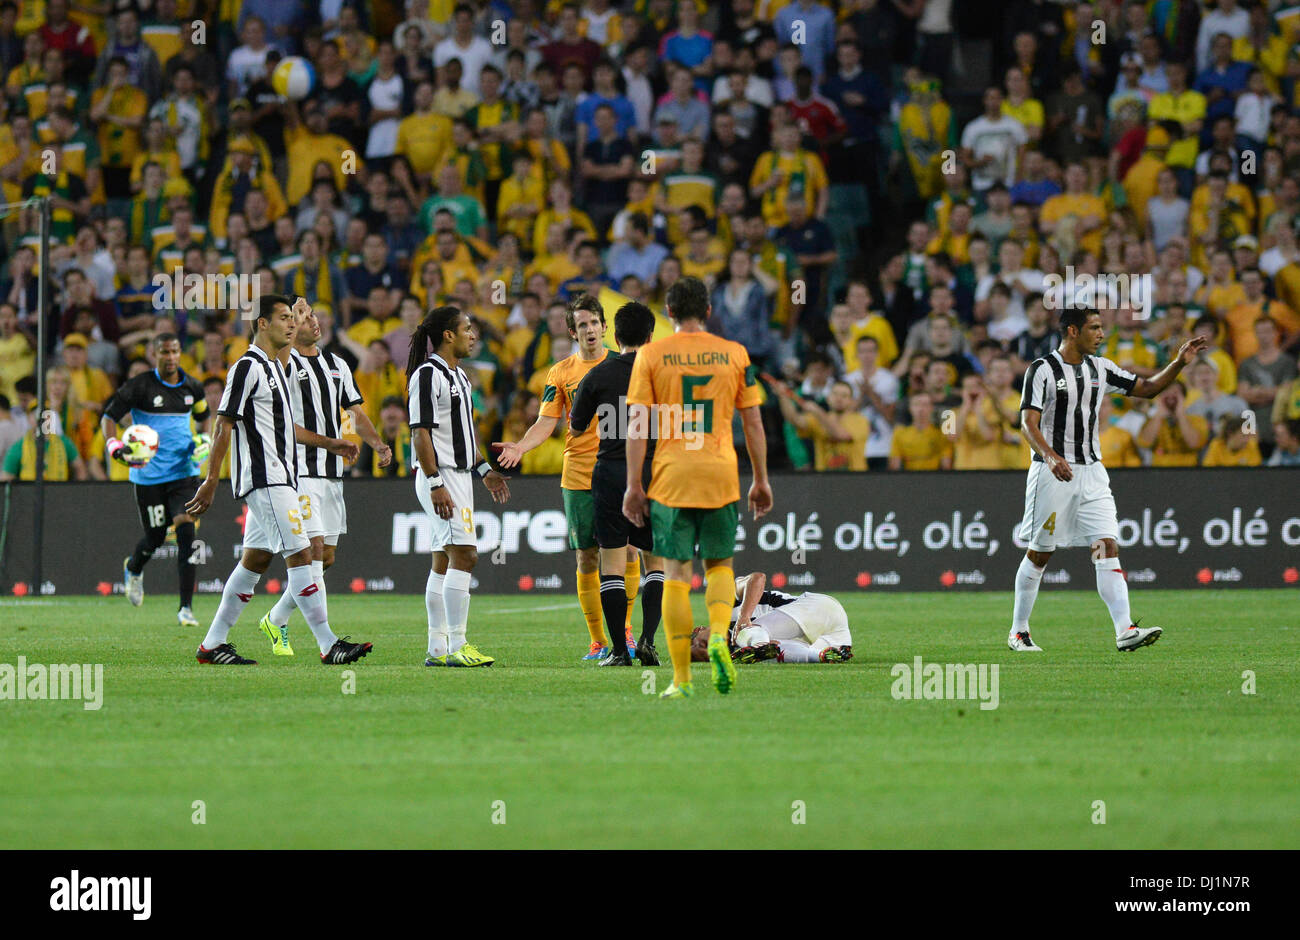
[407, 353, 481, 471]
[730, 586, 798, 625]
[288, 348, 364, 479]
[217, 344, 298, 499]
[1020, 350, 1138, 465]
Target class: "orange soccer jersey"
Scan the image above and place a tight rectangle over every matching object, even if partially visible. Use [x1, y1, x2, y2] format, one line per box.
[539, 350, 611, 490]
[627, 331, 762, 509]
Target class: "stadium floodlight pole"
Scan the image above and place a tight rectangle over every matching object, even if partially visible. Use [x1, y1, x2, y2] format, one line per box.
[33, 195, 50, 592]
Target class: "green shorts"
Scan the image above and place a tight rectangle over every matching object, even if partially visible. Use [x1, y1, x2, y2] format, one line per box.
[562, 487, 596, 550]
[650, 500, 739, 562]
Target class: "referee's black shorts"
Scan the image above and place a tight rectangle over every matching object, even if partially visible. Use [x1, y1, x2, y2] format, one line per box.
[591, 458, 653, 552]
[134, 476, 200, 534]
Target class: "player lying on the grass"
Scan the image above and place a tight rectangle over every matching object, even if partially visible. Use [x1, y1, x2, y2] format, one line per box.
[102, 332, 211, 628]
[1011, 302, 1207, 653]
[493, 295, 642, 661]
[408, 305, 511, 667]
[568, 300, 666, 667]
[186, 295, 373, 666]
[254, 300, 391, 657]
[689, 571, 853, 664]
[623, 276, 773, 700]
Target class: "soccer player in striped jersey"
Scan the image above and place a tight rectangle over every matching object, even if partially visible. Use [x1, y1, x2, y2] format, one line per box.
[493, 293, 643, 662]
[254, 299, 392, 656]
[1012, 305, 1206, 653]
[623, 276, 773, 700]
[186, 294, 373, 666]
[102, 332, 211, 627]
[688, 571, 854, 665]
[408, 305, 511, 668]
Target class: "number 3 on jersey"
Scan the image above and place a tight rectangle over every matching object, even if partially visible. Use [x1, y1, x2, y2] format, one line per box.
[680, 376, 715, 434]
[288, 495, 313, 535]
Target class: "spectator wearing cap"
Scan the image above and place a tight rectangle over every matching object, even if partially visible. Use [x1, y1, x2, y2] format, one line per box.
[220, 97, 274, 178]
[209, 135, 287, 244]
[59, 332, 113, 416]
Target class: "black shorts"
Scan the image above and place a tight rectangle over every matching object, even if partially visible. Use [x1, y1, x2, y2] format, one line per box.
[134, 476, 200, 534]
[591, 458, 653, 552]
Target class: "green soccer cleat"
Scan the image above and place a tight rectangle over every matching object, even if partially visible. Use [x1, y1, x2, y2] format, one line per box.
[659, 681, 694, 700]
[424, 654, 450, 667]
[257, 613, 294, 656]
[447, 643, 495, 667]
[708, 634, 737, 695]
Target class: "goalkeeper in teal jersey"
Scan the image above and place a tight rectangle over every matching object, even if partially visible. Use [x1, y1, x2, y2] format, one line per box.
[101, 333, 212, 626]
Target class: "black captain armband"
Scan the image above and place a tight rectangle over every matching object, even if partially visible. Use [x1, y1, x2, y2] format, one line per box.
[474, 460, 492, 478]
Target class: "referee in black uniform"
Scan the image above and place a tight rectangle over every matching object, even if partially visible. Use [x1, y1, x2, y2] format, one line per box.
[569, 302, 665, 667]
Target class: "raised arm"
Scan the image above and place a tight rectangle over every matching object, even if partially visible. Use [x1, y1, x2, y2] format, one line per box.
[1128, 336, 1208, 398]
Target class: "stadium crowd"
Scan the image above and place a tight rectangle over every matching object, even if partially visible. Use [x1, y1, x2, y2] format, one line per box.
[2, 0, 1300, 484]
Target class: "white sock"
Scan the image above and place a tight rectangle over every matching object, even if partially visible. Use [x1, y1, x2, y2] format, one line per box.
[311, 559, 327, 621]
[426, 570, 447, 657]
[777, 639, 820, 663]
[287, 563, 337, 654]
[203, 563, 261, 649]
[444, 567, 472, 653]
[1012, 556, 1045, 632]
[1095, 556, 1132, 636]
[268, 576, 297, 627]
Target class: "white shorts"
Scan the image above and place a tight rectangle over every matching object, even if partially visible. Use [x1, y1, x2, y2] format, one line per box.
[416, 467, 477, 550]
[298, 477, 347, 544]
[754, 593, 852, 647]
[242, 485, 312, 557]
[1018, 460, 1119, 552]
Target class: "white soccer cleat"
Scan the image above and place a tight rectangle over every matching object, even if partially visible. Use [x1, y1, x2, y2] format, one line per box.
[177, 606, 199, 628]
[1008, 630, 1043, 652]
[1116, 624, 1162, 652]
[123, 557, 144, 607]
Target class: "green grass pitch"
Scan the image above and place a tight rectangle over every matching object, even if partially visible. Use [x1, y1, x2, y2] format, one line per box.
[0, 589, 1296, 849]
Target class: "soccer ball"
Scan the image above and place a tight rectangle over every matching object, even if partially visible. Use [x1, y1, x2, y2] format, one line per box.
[121, 424, 160, 467]
[273, 56, 317, 101]
[735, 625, 771, 649]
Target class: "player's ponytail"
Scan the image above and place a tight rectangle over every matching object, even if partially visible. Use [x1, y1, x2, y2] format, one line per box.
[406, 305, 464, 379]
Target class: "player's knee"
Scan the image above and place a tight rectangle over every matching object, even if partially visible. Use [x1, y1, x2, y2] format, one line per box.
[1027, 549, 1052, 568]
[321, 546, 336, 568]
[145, 526, 169, 551]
